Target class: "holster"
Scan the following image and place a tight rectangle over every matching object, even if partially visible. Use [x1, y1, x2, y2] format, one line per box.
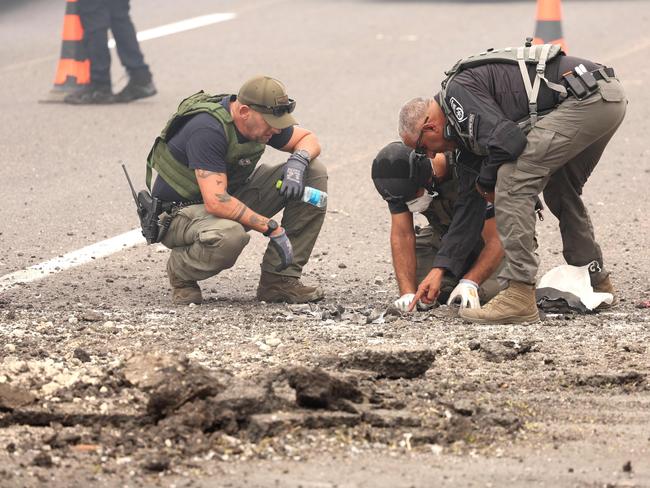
[136, 190, 162, 244]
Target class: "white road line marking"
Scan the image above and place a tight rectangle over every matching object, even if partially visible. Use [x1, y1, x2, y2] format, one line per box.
[107, 13, 236, 48]
[0, 229, 145, 293]
[1, 13, 237, 74]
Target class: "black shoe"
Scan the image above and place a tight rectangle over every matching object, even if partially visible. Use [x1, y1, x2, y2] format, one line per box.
[64, 85, 114, 105]
[114, 79, 157, 103]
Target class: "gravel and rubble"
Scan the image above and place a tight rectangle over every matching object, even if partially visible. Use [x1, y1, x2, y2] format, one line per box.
[1, 286, 649, 486]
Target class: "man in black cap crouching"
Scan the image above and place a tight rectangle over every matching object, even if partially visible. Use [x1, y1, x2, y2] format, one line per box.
[372, 142, 504, 313]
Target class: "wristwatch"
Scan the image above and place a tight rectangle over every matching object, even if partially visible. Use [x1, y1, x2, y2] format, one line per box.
[294, 149, 311, 162]
[263, 219, 279, 237]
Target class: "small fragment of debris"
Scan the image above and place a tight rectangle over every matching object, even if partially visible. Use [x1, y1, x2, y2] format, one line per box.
[636, 300, 650, 309]
[80, 310, 103, 322]
[142, 456, 170, 472]
[575, 371, 645, 387]
[623, 460, 632, 472]
[32, 452, 53, 468]
[452, 399, 474, 416]
[73, 348, 91, 363]
[338, 263, 347, 269]
[468, 339, 481, 351]
[71, 444, 100, 453]
[482, 340, 536, 363]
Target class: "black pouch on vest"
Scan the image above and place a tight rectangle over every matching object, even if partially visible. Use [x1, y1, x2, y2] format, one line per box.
[562, 72, 588, 99]
[563, 68, 601, 101]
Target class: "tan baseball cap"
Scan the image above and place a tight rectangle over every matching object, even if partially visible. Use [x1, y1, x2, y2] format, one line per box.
[237, 75, 297, 129]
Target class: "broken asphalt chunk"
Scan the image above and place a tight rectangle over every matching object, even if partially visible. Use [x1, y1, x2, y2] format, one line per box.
[336, 349, 435, 379]
[285, 367, 363, 409]
[0, 384, 36, 411]
[481, 340, 536, 363]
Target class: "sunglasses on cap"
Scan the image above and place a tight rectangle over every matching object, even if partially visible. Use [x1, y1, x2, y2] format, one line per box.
[248, 99, 296, 117]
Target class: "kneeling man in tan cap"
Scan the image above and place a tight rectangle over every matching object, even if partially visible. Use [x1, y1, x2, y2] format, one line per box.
[146, 76, 327, 305]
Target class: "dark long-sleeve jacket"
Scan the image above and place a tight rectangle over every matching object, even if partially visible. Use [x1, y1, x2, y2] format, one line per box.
[431, 55, 599, 276]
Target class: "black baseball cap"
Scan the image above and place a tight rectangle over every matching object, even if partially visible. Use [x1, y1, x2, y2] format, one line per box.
[372, 141, 432, 203]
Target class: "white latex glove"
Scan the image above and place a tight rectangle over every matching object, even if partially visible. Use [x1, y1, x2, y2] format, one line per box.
[394, 293, 416, 312]
[447, 279, 480, 309]
[394, 293, 435, 312]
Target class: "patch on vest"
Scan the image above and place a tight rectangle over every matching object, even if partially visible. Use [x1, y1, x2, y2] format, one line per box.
[238, 158, 253, 167]
[449, 97, 467, 123]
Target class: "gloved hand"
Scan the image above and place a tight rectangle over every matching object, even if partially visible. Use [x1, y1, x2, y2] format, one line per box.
[394, 293, 416, 312]
[394, 293, 435, 312]
[268, 228, 294, 272]
[279, 151, 310, 200]
[447, 279, 480, 309]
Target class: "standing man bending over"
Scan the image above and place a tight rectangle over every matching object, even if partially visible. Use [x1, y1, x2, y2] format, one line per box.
[147, 76, 327, 305]
[398, 42, 626, 324]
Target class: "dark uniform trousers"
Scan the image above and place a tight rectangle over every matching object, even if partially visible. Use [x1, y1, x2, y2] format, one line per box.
[160, 159, 328, 283]
[415, 185, 503, 304]
[495, 79, 627, 285]
[78, 0, 150, 86]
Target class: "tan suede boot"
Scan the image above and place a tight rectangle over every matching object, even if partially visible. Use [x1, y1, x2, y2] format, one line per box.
[257, 272, 324, 303]
[593, 275, 618, 310]
[167, 262, 202, 305]
[460, 281, 539, 324]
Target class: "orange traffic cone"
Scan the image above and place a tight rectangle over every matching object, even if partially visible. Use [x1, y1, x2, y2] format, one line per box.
[532, 0, 567, 52]
[51, 0, 90, 95]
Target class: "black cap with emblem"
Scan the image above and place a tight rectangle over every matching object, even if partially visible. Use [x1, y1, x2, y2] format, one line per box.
[372, 141, 434, 204]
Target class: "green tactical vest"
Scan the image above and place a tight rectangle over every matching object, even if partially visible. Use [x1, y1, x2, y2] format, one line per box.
[146, 91, 266, 200]
[440, 42, 567, 154]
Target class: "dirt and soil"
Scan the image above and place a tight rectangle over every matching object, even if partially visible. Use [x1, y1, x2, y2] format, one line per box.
[0, 236, 649, 487]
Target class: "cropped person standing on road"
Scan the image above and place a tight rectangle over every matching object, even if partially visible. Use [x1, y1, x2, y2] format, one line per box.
[64, 0, 156, 104]
[372, 141, 504, 313]
[147, 75, 327, 305]
[399, 42, 627, 324]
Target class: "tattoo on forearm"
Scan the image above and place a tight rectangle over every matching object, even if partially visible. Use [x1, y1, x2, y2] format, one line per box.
[248, 214, 267, 228]
[215, 193, 232, 203]
[232, 202, 248, 221]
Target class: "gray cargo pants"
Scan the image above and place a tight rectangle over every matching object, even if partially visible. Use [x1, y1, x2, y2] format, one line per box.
[495, 79, 627, 285]
[415, 226, 503, 304]
[160, 159, 327, 282]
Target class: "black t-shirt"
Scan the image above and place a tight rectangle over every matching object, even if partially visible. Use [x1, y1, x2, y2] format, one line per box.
[152, 96, 294, 202]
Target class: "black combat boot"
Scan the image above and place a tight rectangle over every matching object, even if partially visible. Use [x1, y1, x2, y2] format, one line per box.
[114, 69, 157, 103]
[64, 84, 114, 105]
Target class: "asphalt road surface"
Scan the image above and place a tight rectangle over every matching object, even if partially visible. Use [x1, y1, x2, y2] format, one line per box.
[0, 0, 649, 487]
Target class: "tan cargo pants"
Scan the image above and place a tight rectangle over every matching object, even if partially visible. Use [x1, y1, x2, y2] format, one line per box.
[495, 79, 627, 285]
[160, 159, 327, 282]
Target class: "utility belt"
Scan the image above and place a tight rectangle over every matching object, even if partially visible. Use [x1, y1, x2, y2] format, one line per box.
[562, 66, 616, 100]
[155, 198, 203, 243]
[122, 163, 203, 245]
